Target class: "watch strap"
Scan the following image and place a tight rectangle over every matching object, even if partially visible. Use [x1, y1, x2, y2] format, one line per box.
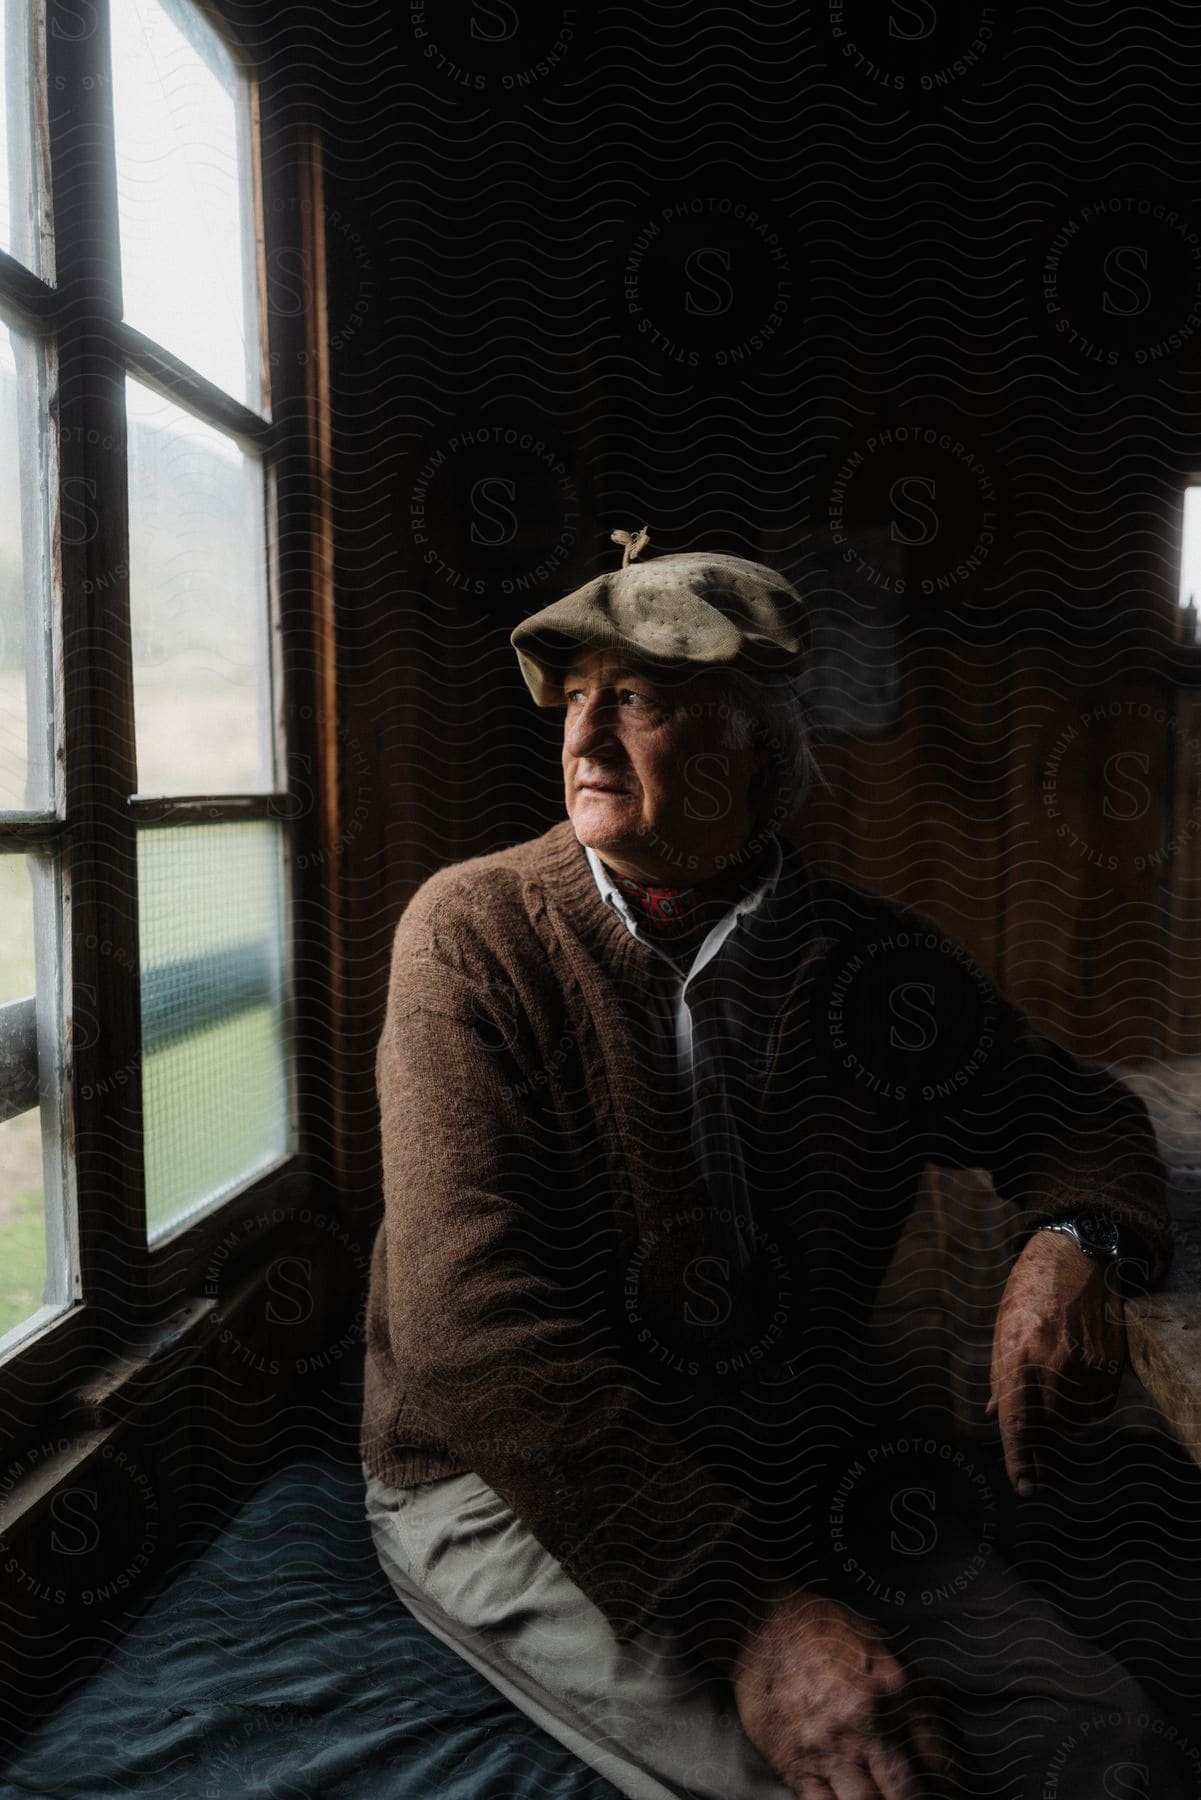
[1037, 1211, 1122, 1260]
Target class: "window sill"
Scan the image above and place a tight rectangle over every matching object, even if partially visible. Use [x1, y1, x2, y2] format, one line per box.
[0, 1250, 280, 1537]
[0, 1294, 216, 1539]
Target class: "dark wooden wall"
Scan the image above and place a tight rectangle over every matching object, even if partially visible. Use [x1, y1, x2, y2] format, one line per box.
[794, 649, 1201, 1059]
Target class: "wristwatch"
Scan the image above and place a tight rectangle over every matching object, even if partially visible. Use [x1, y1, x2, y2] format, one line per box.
[1036, 1210, 1123, 1262]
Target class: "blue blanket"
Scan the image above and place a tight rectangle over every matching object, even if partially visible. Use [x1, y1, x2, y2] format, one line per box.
[0, 1458, 626, 1800]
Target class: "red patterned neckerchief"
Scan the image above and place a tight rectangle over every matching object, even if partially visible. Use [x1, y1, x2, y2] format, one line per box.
[603, 845, 774, 955]
[608, 869, 705, 943]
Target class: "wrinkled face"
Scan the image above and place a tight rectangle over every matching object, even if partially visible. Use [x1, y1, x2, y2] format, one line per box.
[560, 646, 764, 883]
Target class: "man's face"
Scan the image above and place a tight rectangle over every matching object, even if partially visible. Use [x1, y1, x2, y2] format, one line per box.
[560, 646, 764, 883]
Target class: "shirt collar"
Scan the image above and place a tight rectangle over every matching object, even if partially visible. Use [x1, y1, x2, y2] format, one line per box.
[584, 831, 784, 943]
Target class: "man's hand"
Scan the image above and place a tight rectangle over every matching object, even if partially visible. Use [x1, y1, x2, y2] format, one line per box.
[987, 1227, 1126, 1496]
[731, 1588, 951, 1798]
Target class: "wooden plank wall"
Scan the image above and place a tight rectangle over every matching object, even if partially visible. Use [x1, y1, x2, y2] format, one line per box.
[796, 641, 1188, 1056]
[792, 641, 1198, 1432]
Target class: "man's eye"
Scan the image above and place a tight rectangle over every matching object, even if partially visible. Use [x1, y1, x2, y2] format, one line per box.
[563, 687, 653, 706]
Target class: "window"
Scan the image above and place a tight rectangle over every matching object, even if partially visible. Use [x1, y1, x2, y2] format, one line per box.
[1179, 483, 1201, 646]
[0, 0, 332, 1385]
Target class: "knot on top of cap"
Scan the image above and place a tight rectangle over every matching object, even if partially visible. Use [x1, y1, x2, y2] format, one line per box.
[610, 525, 651, 568]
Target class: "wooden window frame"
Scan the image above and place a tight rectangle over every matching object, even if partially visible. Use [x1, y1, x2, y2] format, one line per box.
[0, 0, 340, 1454]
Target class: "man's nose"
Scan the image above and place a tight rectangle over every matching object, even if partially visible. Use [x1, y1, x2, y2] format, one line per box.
[564, 690, 621, 754]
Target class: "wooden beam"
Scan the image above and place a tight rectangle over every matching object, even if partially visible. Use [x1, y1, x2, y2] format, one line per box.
[0, 997, 38, 1124]
[0, 251, 55, 324]
[119, 324, 276, 448]
[127, 795, 282, 824]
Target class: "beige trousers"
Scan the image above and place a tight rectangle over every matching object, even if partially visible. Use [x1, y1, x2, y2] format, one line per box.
[363, 1462, 1196, 1800]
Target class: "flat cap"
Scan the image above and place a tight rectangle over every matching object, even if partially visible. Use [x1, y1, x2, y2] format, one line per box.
[509, 548, 809, 707]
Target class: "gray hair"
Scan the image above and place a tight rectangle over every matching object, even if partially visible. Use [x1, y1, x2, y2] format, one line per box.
[708, 667, 825, 834]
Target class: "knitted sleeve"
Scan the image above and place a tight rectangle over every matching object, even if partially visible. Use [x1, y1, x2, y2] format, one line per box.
[912, 945, 1173, 1291]
[374, 936, 779, 1666]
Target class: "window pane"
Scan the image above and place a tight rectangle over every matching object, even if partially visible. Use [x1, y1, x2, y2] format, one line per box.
[1, 0, 41, 273]
[0, 322, 52, 813]
[127, 378, 273, 798]
[1180, 485, 1201, 647]
[0, 852, 70, 1354]
[111, 0, 260, 409]
[138, 822, 292, 1240]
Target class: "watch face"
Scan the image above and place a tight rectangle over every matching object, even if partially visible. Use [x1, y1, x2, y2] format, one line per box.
[1075, 1211, 1122, 1258]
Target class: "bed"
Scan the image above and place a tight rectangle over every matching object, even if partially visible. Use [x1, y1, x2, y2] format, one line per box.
[0, 1452, 626, 1800]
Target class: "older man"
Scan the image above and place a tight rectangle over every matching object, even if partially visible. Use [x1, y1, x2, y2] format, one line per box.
[361, 543, 1182, 1799]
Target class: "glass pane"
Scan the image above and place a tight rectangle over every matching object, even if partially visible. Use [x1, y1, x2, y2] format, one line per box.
[0, 0, 11, 259]
[111, 0, 260, 409]
[0, 322, 52, 814]
[1180, 486, 1201, 647]
[0, 853, 69, 1353]
[138, 822, 291, 1239]
[1, 0, 40, 272]
[127, 378, 273, 797]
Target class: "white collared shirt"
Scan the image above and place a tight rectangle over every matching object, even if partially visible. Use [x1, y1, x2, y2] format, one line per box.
[584, 835, 786, 1273]
[583, 834, 784, 1075]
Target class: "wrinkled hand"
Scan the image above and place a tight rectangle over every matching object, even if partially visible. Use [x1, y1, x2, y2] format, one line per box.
[987, 1228, 1126, 1496]
[731, 1587, 951, 1798]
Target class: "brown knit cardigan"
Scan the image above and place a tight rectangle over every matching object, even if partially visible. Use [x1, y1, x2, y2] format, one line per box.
[361, 817, 1172, 1649]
